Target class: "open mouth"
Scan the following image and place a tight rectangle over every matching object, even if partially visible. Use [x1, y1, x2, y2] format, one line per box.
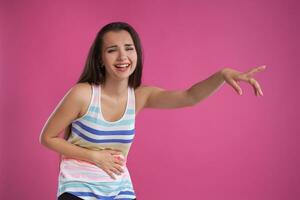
[114, 63, 130, 68]
[114, 63, 130, 72]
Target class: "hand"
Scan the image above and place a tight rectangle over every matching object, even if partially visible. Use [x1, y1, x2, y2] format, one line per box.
[221, 65, 266, 96]
[89, 148, 125, 180]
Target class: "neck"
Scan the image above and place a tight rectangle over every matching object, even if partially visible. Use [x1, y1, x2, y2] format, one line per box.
[102, 77, 129, 98]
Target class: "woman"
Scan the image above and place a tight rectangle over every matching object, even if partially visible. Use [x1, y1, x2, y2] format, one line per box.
[39, 22, 266, 200]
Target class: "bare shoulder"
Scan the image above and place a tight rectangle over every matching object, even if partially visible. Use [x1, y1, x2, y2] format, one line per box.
[69, 82, 93, 117]
[39, 83, 92, 140]
[134, 84, 192, 109]
[70, 82, 92, 100]
[135, 85, 164, 98]
[56, 82, 92, 118]
[134, 84, 150, 95]
[134, 84, 161, 113]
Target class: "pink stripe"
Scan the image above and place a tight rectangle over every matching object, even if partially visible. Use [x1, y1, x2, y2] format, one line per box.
[62, 157, 95, 165]
[62, 164, 128, 175]
[60, 157, 130, 182]
[60, 169, 131, 182]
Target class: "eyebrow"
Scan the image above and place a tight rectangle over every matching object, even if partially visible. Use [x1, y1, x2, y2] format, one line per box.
[105, 44, 134, 50]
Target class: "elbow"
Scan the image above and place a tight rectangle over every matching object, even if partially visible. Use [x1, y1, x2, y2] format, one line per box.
[188, 100, 198, 107]
[39, 133, 50, 147]
[39, 134, 46, 146]
[185, 90, 198, 107]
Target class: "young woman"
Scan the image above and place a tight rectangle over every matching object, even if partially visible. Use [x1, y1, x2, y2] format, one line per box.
[39, 22, 266, 200]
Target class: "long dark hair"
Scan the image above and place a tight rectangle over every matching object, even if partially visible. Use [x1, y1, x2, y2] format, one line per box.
[78, 21, 143, 88]
[64, 22, 143, 140]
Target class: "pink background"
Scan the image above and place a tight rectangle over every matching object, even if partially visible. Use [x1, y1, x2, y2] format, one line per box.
[1, 0, 299, 199]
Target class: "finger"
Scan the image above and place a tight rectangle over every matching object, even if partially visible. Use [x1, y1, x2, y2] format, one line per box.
[114, 158, 125, 166]
[248, 78, 263, 96]
[114, 164, 125, 173]
[103, 168, 116, 180]
[245, 65, 266, 74]
[227, 78, 243, 95]
[110, 167, 122, 176]
[254, 79, 264, 96]
[236, 75, 263, 95]
[114, 154, 125, 160]
[246, 65, 266, 76]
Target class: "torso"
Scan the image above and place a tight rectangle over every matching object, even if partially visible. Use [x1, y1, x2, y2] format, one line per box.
[77, 83, 148, 121]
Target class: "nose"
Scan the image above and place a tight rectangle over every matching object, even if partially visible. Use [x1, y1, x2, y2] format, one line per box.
[117, 49, 127, 61]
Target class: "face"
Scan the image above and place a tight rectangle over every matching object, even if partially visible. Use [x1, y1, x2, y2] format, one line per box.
[101, 30, 137, 82]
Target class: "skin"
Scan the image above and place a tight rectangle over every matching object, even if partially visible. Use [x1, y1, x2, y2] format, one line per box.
[40, 30, 266, 180]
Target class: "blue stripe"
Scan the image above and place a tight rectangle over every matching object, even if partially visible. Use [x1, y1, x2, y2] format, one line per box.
[72, 127, 134, 143]
[74, 121, 134, 136]
[118, 190, 135, 195]
[69, 191, 135, 199]
[60, 182, 134, 195]
[126, 109, 135, 115]
[70, 191, 112, 199]
[62, 180, 133, 187]
[90, 105, 98, 113]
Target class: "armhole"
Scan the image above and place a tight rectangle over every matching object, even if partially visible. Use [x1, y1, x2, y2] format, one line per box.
[72, 84, 94, 122]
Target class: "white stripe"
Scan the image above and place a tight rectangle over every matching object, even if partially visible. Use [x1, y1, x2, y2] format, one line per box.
[60, 169, 131, 180]
[79, 117, 135, 130]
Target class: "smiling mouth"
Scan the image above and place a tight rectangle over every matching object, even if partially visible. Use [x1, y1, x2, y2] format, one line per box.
[114, 63, 131, 72]
[114, 63, 130, 68]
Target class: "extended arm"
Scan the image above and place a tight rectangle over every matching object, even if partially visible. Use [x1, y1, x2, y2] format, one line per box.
[144, 65, 266, 109]
[187, 68, 225, 105]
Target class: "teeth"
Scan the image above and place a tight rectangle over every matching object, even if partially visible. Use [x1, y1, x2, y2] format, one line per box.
[115, 64, 129, 68]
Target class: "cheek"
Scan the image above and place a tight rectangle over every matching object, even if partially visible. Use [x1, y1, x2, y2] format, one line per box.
[101, 53, 108, 62]
[102, 54, 115, 63]
[130, 52, 138, 62]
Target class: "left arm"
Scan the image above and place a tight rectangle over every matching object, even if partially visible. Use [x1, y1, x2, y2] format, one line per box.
[144, 65, 266, 109]
[187, 68, 225, 106]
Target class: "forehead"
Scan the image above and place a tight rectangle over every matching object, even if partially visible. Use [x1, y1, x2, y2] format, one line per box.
[102, 30, 134, 46]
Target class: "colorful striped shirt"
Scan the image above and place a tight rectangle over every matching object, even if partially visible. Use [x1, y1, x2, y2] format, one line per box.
[57, 83, 136, 200]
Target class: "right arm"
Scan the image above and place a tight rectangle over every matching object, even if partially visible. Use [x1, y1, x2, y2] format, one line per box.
[39, 83, 125, 179]
[39, 83, 94, 163]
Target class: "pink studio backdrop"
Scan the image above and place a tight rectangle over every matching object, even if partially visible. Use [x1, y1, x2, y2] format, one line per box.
[1, 0, 299, 199]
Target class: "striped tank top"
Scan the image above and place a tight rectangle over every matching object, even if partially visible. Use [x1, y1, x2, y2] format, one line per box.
[57, 83, 136, 200]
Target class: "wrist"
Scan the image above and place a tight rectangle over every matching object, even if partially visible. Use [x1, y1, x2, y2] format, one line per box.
[220, 67, 231, 81]
[85, 149, 96, 163]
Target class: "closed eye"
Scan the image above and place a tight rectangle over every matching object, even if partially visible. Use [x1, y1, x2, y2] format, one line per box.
[107, 48, 134, 53]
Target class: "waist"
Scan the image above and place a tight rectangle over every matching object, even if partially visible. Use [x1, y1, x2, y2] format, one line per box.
[67, 137, 131, 158]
